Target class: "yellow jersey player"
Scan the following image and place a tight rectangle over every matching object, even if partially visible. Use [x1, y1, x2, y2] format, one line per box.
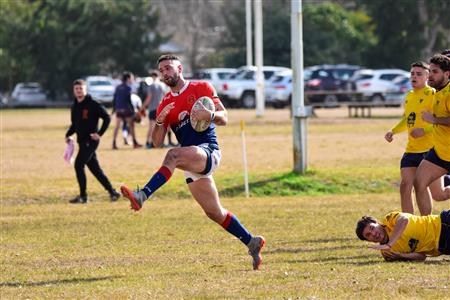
[355, 210, 450, 261]
[414, 54, 450, 215]
[385, 61, 447, 214]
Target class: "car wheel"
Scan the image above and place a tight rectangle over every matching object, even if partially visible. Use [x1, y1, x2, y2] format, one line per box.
[324, 94, 339, 107]
[371, 94, 384, 103]
[241, 92, 256, 108]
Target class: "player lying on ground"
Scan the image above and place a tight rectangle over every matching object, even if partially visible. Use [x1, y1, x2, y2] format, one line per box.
[355, 210, 450, 261]
[120, 54, 265, 270]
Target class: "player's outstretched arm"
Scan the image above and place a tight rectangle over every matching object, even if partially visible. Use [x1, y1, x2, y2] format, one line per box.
[381, 250, 426, 261]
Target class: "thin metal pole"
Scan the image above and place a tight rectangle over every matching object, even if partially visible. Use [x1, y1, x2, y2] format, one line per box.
[245, 0, 253, 67]
[254, 0, 264, 117]
[291, 0, 307, 174]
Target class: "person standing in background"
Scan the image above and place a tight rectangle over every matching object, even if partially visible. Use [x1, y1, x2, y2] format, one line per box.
[384, 61, 449, 214]
[112, 71, 142, 149]
[65, 79, 120, 203]
[413, 54, 450, 215]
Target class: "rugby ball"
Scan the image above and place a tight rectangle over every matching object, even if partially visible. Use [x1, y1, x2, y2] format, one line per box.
[190, 96, 215, 132]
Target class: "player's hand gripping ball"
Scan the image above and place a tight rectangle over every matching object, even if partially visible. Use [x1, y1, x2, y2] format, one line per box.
[190, 96, 215, 132]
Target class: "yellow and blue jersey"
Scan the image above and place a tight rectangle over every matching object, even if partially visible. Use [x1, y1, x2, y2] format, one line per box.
[431, 82, 450, 161]
[382, 211, 442, 256]
[391, 86, 435, 153]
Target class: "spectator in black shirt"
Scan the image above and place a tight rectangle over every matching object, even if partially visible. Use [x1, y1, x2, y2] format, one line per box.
[65, 79, 120, 203]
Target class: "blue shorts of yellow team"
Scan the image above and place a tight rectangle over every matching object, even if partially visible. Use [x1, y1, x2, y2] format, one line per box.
[439, 210, 450, 255]
[400, 152, 427, 169]
[425, 148, 450, 172]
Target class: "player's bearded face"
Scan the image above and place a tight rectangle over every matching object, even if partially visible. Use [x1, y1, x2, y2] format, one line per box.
[428, 64, 445, 89]
[159, 60, 181, 87]
[164, 72, 179, 87]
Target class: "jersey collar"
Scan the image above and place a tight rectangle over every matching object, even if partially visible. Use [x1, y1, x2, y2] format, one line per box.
[170, 81, 190, 97]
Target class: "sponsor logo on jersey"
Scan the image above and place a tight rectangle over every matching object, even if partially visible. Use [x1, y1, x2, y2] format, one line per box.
[407, 112, 416, 127]
[82, 109, 89, 119]
[178, 110, 188, 121]
[408, 238, 419, 251]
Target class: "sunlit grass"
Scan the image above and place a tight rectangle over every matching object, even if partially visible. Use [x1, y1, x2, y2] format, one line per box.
[1, 107, 448, 299]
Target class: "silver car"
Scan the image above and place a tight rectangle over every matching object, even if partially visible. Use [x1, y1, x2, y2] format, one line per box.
[11, 82, 47, 103]
[85, 76, 115, 103]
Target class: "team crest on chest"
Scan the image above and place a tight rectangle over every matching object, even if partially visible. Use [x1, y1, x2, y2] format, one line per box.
[187, 94, 196, 104]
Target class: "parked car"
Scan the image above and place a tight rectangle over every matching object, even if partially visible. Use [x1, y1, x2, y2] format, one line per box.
[11, 82, 47, 103]
[221, 66, 290, 108]
[348, 68, 410, 102]
[264, 69, 313, 108]
[191, 68, 237, 96]
[85, 76, 115, 103]
[304, 64, 361, 105]
[384, 75, 412, 106]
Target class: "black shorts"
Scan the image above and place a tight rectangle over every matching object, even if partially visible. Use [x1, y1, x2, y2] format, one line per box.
[116, 108, 135, 119]
[148, 110, 157, 120]
[400, 152, 427, 168]
[425, 148, 450, 172]
[438, 210, 450, 255]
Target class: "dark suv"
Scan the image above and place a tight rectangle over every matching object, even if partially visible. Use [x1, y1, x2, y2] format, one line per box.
[305, 64, 361, 105]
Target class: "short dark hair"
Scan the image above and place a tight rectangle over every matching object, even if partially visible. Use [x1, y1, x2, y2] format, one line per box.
[121, 71, 133, 82]
[157, 54, 180, 65]
[149, 70, 159, 77]
[430, 54, 450, 72]
[441, 49, 450, 58]
[355, 215, 378, 241]
[411, 61, 429, 70]
[73, 79, 86, 86]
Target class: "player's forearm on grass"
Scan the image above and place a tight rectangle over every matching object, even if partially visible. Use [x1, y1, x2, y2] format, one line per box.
[391, 116, 407, 134]
[387, 215, 409, 247]
[152, 125, 167, 147]
[383, 252, 426, 262]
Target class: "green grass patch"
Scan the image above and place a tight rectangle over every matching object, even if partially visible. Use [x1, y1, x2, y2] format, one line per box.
[219, 169, 397, 198]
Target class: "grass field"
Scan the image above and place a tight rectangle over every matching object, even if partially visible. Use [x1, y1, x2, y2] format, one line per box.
[1, 107, 449, 299]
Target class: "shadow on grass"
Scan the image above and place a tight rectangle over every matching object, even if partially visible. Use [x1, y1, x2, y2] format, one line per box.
[288, 254, 383, 265]
[266, 244, 361, 254]
[300, 237, 355, 243]
[0, 275, 122, 287]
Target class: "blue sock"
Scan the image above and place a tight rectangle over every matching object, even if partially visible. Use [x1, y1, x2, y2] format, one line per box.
[221, 211, 252, 245]
[142, 166, 172, 199]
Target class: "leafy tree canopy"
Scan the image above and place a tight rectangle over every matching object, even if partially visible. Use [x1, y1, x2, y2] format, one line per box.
[0, 0, 166, 98]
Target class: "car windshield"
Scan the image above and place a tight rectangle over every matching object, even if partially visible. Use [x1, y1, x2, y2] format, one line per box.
[89, 80, 112, 86]
[21, 87, 43, 94]
[217, 72, 233, 79]
[333, 69, 357, 80]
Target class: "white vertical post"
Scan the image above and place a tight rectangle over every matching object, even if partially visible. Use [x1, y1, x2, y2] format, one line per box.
[245, 0, 253, 67]
[291, 0, 308, 174]
[241, 120, 250, 198]
[254, 0, 264, 117]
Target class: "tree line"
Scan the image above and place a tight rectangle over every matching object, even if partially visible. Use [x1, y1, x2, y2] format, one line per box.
[0, 0, 448, 99]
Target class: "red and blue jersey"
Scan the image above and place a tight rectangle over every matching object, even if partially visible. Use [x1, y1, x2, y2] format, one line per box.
[156, 81, 221, 148]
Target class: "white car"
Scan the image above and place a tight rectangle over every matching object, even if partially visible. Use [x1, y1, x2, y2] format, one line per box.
[85, 76, 116, 103]
[191, 68, 237, 96]
[221, 66, 291, 108]
[11, 82, 47, 103]
[349, 69, 410, 102]
[265, 68, 313, 108]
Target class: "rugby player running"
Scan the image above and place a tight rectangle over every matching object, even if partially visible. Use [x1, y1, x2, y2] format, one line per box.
[120, 54, 265, 270]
